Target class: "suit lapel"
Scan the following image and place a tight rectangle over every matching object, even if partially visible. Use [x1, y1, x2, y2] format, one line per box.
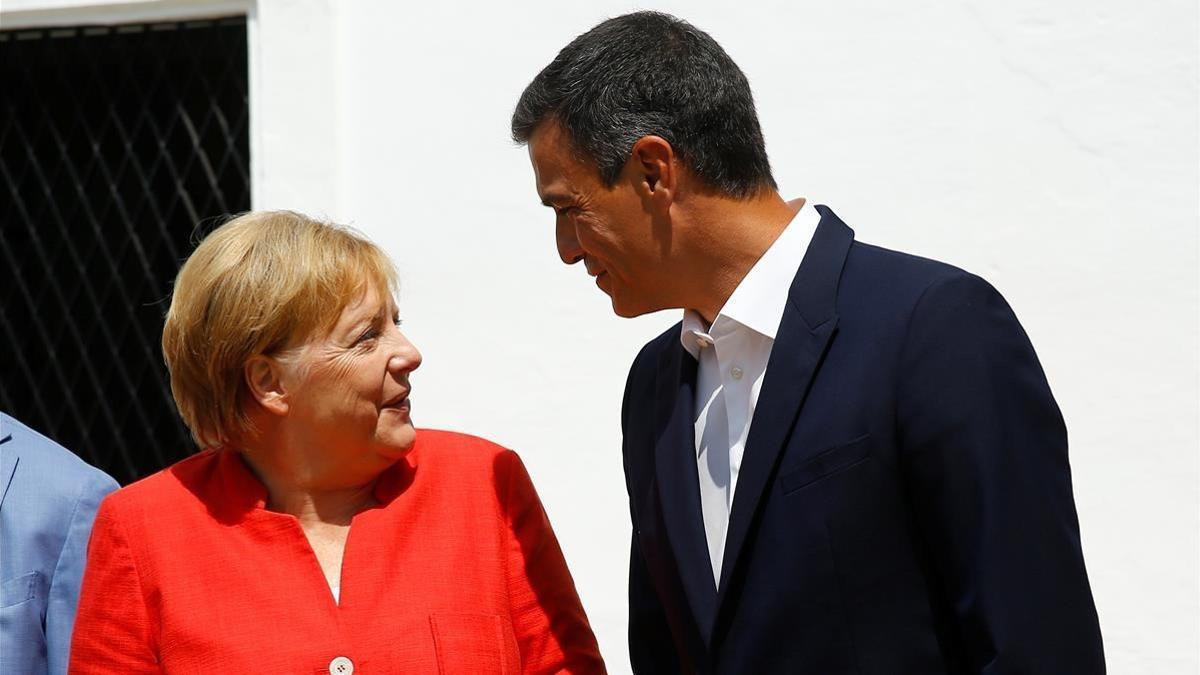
[0, 420, 17, 513]
[652, 338, 719, 645]
[715, 206, 855, 608]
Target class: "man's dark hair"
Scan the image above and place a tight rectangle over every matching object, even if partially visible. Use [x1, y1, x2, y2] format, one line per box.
[511, 11, 776, 198]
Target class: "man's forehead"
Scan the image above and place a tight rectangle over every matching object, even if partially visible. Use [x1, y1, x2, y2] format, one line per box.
[529, 124, 568, 170]
[529, 128, 572, 201]
[529, 118, 568, 152]
[529, 122, 596, 203]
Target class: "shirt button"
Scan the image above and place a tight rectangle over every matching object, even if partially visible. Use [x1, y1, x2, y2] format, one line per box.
[731, 366, 744, 380]
[329, 656, 354, 674]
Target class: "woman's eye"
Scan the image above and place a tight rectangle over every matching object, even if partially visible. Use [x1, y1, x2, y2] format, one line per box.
[392, 317, 403, 328]
[355, 329, 379, 345]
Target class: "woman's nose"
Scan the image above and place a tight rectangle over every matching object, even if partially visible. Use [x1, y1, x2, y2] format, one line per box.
[388, 334, 422, 374]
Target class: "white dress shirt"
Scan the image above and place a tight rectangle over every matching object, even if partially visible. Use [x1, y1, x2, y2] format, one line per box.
[681, 200, 821, 584]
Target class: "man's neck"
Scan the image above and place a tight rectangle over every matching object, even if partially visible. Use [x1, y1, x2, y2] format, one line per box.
[677, 192, 803, 324]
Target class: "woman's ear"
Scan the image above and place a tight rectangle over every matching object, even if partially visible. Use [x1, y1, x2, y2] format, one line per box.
[244, 355, 289, 417]
[627, 135, 677, 208]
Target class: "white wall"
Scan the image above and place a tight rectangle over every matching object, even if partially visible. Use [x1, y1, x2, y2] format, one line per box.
[333, 3, 1200, 672]
[4, 1, 1197, 672]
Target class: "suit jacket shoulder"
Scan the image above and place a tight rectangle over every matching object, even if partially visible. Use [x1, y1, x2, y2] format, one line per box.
[0, 413, 118, 568]
[625, 239, 977, 387]
[0, 414, 117, 675]
[0, 413, 118, 513]
[844, 239, 976, 302]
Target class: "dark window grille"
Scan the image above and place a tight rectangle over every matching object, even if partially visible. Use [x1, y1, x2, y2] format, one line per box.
[1, 17, 250, 485]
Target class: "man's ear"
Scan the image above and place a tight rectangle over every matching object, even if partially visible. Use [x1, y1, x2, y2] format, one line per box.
[627, 135, 677, 208]
[244, 355, 289, 417]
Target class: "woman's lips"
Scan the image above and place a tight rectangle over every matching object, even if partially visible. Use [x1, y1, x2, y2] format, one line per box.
[383, 399, 410, 420]
[382, 394, 410, 412]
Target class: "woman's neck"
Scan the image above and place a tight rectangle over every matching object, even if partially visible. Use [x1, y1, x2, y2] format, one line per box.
[240, 449, 379, 526]
[265, 482, 378, 526]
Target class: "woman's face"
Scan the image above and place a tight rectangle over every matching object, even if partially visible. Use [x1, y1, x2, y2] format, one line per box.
[277, 284, 421, 478]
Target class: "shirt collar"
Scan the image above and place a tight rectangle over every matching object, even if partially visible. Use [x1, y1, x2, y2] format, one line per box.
[681, 200, 821, 358]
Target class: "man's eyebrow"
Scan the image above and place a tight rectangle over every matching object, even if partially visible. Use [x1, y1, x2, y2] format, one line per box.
[540, 192, 572, 207]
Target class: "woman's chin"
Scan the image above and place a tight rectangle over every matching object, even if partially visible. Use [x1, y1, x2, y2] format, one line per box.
[376, 426, 417, 458]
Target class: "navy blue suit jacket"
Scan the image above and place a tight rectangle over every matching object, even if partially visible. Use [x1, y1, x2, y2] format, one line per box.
[622, 206, 1104, 673]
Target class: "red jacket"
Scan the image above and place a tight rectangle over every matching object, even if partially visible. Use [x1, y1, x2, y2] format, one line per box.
[70, 429, 605, 674]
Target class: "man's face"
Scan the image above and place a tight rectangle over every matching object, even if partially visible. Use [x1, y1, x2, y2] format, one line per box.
[527, 122, 670, 317]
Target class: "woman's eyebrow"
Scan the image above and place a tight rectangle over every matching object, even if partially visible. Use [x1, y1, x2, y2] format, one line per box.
[341, 306, 384, 338]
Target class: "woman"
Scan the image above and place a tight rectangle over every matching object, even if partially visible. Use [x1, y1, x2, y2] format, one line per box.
[70, 211, 605, 673]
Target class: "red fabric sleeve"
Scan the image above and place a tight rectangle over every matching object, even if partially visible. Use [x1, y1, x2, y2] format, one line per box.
[499, 451, 606, 675]
[68, 499, 160, 674]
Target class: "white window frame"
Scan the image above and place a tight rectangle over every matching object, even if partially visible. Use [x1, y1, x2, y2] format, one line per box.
[1, 0, 342, 218]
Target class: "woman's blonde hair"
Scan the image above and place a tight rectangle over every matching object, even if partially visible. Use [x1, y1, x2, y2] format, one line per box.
[162, 210, 398, 448]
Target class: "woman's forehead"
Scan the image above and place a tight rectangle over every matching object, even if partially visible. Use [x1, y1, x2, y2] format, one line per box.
[338, 284, 396, 322]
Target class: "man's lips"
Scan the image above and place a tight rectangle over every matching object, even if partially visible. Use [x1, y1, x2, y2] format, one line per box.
[583, 262, 609, 291]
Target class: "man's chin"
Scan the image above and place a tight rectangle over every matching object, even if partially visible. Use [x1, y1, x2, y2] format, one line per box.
[610, 293, 664, 319]
[612, 302, 643, 318]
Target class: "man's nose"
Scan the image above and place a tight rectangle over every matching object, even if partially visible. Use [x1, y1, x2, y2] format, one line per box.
[556, 220, 584, 265]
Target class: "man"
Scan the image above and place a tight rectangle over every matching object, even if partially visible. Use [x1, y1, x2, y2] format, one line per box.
[511, 11, 1104, 674]
[0, 413, 118, 674]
